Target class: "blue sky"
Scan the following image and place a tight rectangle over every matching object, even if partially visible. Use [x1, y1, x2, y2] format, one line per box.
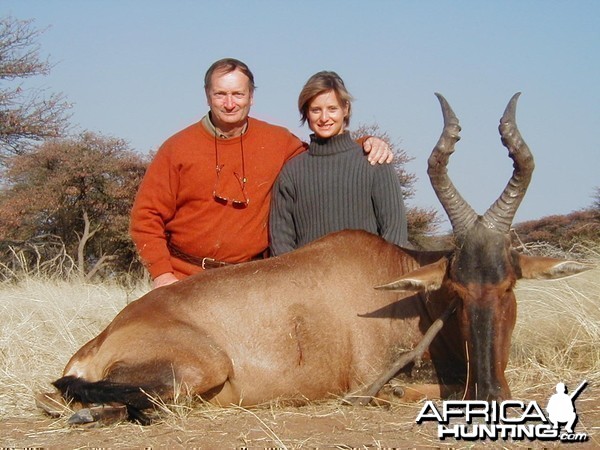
[3, 0, 599, 228]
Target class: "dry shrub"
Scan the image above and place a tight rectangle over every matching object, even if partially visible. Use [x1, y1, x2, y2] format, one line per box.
[514, 209, 600, 250]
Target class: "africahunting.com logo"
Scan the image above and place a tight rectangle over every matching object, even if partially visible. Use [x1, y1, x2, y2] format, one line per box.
[416, 380, 589, 443]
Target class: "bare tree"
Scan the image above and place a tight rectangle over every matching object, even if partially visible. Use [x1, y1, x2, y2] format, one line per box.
[0, 16, 70, 158]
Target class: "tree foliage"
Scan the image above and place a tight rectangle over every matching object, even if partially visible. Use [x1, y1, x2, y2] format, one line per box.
[0, 132, 149, 278]
[352, 123, 440, 244]
[0, 16, 70, 158]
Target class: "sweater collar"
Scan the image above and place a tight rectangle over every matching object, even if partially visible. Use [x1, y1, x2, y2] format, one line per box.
[308, 131, 355, 156]
[201, 112, 248, 139]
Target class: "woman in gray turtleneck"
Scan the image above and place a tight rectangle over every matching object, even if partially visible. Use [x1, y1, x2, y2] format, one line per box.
[269, 70, 407, 256]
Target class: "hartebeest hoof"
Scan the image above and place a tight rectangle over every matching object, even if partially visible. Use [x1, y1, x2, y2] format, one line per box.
[68, 408, 94, 425]
[343, 383, 408, 407]
[67, 404, 128, 426]
[35, 391, 72, 417]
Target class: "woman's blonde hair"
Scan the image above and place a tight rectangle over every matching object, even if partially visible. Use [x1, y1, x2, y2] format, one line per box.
[298, 71, 353, 127]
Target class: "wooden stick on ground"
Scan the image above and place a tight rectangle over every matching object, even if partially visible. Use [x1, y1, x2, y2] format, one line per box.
[344, 298, 458, 406]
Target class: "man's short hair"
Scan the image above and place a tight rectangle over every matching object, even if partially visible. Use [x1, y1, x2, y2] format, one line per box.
[204, 58, 256, 93]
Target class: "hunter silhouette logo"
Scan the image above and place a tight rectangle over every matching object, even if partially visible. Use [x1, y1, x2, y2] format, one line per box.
[415, 380, 589, 442]
[546, 380, 587, 434]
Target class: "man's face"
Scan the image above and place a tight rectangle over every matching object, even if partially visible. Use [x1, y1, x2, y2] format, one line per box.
[206, 68, 254, 133]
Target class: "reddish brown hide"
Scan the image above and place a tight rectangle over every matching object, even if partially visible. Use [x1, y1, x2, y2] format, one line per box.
[57, 234, 462, 407]
[45, 94, 591, 423]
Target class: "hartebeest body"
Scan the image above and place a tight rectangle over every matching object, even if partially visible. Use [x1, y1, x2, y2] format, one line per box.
[43, 94, 591, 423]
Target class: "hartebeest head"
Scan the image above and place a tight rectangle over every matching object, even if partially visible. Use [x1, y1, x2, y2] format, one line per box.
[379, 93, 591, 402]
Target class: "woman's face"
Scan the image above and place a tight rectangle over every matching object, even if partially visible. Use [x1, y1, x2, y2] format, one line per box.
[307, 90, 349, 139]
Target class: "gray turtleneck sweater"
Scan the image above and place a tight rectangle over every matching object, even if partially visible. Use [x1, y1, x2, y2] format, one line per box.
[269, 131, 407, 256]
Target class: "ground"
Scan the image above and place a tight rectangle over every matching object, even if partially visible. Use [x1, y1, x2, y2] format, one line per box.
[2, 390, 599, 449]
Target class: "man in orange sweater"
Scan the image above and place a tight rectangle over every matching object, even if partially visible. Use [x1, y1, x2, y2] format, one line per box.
[130, 58, 393, 289]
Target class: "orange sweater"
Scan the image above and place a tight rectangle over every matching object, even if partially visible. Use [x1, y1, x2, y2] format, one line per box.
[130, 117, 306, 279]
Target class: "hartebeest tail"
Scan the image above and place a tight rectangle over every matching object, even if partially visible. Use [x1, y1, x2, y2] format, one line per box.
[53, 376, 154, 424]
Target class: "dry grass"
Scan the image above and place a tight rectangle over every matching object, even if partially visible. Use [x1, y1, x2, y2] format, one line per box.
[0, 246, 598, 448]
[0, 277, 148, 418]
[508, 243, 600, 394]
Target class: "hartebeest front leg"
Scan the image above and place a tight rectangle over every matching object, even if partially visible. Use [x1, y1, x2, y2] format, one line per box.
[344, 299, 458, 406]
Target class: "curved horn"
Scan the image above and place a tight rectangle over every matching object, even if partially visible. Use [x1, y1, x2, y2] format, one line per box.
[482, 93, 535, 232]
[428, 93, 477, 235]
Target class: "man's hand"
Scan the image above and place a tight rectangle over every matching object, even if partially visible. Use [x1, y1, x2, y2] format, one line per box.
[363, 136, 394, 165]
[152, 272, 179, 289]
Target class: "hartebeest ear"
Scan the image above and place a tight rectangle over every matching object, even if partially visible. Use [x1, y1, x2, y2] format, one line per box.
[376, 257, 448, 292]
[517, 253, 594, 280]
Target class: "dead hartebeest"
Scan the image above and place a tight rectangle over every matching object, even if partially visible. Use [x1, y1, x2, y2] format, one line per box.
[38, 93, 591, 424]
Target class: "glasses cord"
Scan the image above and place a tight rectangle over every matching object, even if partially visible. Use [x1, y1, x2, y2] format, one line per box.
[214, 130, 246, 185]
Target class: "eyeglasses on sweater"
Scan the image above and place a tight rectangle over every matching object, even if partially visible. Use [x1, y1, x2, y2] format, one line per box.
[212, 132, 249, 208]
